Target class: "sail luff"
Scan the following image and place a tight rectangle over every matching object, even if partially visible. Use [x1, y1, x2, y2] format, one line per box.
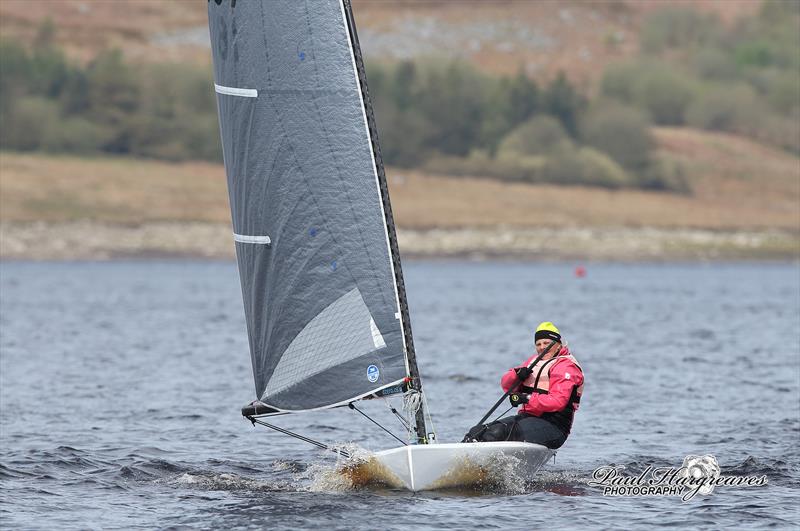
[340, 0, 428, 443]
[335, 0, 409, 372]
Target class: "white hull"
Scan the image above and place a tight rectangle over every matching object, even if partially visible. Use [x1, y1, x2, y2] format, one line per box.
[343, 442, 554, 491]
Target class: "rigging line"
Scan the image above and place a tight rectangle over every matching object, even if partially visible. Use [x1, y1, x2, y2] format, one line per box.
[493, 406, 513, 423]
[382, 397, 412, 433]
[402, 389, 426, 443]
[421, 390, 437, 440]
[247, 417, 350, 459]
[348, 403, 407, 446]
[471, 339, 560, 429]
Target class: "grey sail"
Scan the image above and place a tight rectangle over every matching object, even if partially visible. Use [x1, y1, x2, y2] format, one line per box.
[207, 0, 418, 414]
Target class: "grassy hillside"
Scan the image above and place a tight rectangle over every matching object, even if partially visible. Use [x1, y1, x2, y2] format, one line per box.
[1, 0, 797, 260]
[390, 128, 799, 231]
[2, 127, 797, 231]
[3, 1, 795, 193]
[0, 153, 229, 224]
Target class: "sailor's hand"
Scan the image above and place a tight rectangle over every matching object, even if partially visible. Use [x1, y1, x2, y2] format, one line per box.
[509, 392, 530, 407]
[514, 367, 532, 380]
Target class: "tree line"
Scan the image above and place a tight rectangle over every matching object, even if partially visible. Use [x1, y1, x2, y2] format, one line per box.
[0, 27, 679, 192]
[4, 1, 797, 193]
[0, 21, 220, 161]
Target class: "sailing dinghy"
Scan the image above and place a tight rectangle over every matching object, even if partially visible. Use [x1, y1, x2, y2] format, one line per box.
[207, 0, 553, 491]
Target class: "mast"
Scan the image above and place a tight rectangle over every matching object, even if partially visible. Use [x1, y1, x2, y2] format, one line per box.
[341, 0, 428, 444]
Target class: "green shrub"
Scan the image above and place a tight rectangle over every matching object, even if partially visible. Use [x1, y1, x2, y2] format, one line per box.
[423, 149, 547, 183]
[0, 41, 33, 114]
[373, 96, 435, 167]
[543, 146, 632, 188]
[734, 40, 777, 69]
[183, 113, 223, 161]
[85, 49, 139, 123]
[29, 46, 70, 99]
[634, 68, 696, 125]
[765, 70, 800, 114]
[685, 84, 759, 133]
[542, 72, 585, 136]
[504, 70, 540, 126]
[412, 59, 491, 156]
[600, 62, 641, 103]
[127, 63, 220, 161]
[690, 49, 739, 81]
[479, 70, 540, 153]
[601, 61, 696, 124]
[424, 145, 632, 190]
[138, 63, 215, 117]
[41, 116, 109, 154]
[390, 61, 418, 111]
[639, 154, 690, 194]
[580, 101, 654, 172]
[575, 147, 632, 188]
[497, 115, 573, 158]
[127, 115, 180, 161]
[1, 96, 60, 150]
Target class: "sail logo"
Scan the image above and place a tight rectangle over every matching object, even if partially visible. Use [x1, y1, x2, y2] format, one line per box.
[367, 365, 380, 383]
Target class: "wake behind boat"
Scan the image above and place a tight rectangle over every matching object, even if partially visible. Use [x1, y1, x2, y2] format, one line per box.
[207, 0, 555, 491]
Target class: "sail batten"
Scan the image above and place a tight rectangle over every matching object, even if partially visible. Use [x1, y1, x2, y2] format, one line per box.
[214, 84, 258, 98]
[208, 0, 418, 414]
[233, 233, 271, 245]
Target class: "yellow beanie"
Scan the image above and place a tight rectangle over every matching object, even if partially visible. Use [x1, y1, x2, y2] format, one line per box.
[535, 321, 561, 342]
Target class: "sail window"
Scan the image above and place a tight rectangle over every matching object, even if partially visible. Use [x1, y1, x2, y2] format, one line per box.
[263, 287, 386, 398]
[370, 317, 387, 349]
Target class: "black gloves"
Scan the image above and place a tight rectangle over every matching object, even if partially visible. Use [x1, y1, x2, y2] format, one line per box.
[509, 392, 530, 407]
[514, 366, 532, 380]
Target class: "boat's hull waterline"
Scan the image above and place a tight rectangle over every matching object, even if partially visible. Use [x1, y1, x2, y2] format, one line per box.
[342, 442, 554, 491]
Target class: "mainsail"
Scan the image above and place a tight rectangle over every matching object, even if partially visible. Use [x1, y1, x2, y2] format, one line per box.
[207, 0, 425, 434]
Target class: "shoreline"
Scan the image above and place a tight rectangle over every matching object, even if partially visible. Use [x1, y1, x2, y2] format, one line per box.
[1, 221, 797, 262]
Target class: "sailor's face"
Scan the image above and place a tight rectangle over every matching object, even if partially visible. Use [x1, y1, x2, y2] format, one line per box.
[535, 339, 560, 356]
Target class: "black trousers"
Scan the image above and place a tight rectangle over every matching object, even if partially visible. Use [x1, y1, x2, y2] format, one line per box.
[471, 413, 568, 449]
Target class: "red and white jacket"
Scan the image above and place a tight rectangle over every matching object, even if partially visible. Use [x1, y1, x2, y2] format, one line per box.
[500, 346, 584, 432]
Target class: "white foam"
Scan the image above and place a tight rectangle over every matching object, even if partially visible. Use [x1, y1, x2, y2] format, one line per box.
[165, 471, 289, 492]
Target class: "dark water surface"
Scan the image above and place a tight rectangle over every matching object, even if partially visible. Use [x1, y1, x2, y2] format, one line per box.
[1, 261, 799, 529]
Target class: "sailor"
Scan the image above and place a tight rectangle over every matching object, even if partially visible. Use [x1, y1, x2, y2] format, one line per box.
[470, 322, 584, 448]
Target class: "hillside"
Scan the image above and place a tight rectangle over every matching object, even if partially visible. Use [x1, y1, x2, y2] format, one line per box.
[0, 0, 760, 84]
[3, 128, 797, 230]
[1, 127, 797, 260]
[0, 0, 797, 260]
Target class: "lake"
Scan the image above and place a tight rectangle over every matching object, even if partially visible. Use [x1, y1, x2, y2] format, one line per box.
[1, 260, 798, 529]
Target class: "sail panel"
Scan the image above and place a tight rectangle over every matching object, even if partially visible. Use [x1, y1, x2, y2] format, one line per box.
[208, 0, 408, 411]
[265, 287, 384, 397]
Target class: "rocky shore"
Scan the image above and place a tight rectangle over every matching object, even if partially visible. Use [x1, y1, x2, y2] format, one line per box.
[1, 221, 796, 261]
